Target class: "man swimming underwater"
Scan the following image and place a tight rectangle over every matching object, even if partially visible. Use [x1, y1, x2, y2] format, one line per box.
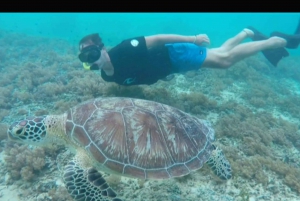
[78, 28, 288, 86]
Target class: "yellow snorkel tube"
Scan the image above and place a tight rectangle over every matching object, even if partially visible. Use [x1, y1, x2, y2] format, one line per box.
[83, 62, 91, 70]
[82, 62, 99, 70]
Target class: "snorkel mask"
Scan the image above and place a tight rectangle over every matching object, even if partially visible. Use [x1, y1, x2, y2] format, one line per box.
[78, 44, 103, 70]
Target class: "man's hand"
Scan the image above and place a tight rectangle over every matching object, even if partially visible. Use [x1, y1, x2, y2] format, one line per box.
[194, 34, 210, 46]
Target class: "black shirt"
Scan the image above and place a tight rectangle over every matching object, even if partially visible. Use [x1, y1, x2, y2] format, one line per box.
[101, 36, 173, 86]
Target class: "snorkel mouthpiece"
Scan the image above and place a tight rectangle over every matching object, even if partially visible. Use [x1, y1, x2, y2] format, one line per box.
[82, 63, 99, 70]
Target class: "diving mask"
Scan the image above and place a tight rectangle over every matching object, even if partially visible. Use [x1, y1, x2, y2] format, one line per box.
[78, 45, 102, 63]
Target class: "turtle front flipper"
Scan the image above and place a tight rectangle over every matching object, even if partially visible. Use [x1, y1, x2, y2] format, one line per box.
[206, 144, 232, 180]
[63, 159, 123, 201]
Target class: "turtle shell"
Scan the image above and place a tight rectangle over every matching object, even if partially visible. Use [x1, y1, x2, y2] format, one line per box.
[65, 97, 215, 180]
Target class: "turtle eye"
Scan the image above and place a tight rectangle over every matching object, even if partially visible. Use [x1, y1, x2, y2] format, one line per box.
[16, 128, 23, 135]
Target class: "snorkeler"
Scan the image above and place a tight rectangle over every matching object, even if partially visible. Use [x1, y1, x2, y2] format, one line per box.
[78, 29, 287, 86]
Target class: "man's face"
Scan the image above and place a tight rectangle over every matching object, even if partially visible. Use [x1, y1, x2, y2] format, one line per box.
[79, 44, 101, 63]
[78, 42, 103, 70]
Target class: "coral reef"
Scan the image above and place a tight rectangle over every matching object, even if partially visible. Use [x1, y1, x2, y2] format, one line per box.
[47, 186, 73, 201]
[4, 144, 46, 182]
[0, 28, 300, 200]
[0, 123, 8, 142]
[0, 123, 8, 152]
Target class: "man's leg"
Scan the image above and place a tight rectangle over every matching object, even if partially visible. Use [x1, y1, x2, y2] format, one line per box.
[219, 28, 254, 52]
[202, 36, 287, 68]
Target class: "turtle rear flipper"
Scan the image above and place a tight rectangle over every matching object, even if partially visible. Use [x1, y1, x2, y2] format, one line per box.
[206, 145, 232, 180]
[63, 160, 122, 201]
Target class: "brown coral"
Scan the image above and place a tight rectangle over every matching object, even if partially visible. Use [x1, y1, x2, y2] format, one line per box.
[4, 144, 46, 181]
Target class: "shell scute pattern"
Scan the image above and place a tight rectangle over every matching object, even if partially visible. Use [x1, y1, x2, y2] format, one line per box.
[65, 97, 215, 179]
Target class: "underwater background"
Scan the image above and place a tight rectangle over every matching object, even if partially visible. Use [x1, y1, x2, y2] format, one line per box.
[0, 13, 300, 201]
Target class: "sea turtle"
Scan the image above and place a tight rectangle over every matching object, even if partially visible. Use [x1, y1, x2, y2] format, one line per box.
[7, 97, 231, 201]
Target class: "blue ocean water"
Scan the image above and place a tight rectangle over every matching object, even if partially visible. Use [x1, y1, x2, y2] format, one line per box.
[0, 13, 299, 55]
[1, 13, 300, 201]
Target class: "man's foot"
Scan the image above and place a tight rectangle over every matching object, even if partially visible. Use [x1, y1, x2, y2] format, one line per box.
[271, 31, 300, 49]
[268, 36, 287, 48]
[243, 28, 254, 38]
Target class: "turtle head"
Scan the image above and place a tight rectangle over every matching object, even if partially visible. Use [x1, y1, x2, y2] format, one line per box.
[7, 116, 48, 145]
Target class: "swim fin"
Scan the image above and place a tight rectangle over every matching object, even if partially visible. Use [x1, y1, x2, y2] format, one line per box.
[270, 18, 300, 49]
[247, 26, 289, 67]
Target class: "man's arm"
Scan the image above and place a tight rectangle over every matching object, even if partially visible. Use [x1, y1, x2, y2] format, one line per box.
[145, 34, 210, 49]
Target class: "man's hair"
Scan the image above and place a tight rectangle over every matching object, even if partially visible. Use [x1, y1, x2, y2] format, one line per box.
[79, 33, 104, 47]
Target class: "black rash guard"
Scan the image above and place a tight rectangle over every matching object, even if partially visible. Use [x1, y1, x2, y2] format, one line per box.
[101, 36, 173, 86]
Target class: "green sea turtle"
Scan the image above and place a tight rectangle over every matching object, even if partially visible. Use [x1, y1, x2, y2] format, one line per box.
[7, 97, 231, 201]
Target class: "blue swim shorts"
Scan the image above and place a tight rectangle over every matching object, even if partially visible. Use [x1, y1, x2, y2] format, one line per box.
[165, 43, 207, 72]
